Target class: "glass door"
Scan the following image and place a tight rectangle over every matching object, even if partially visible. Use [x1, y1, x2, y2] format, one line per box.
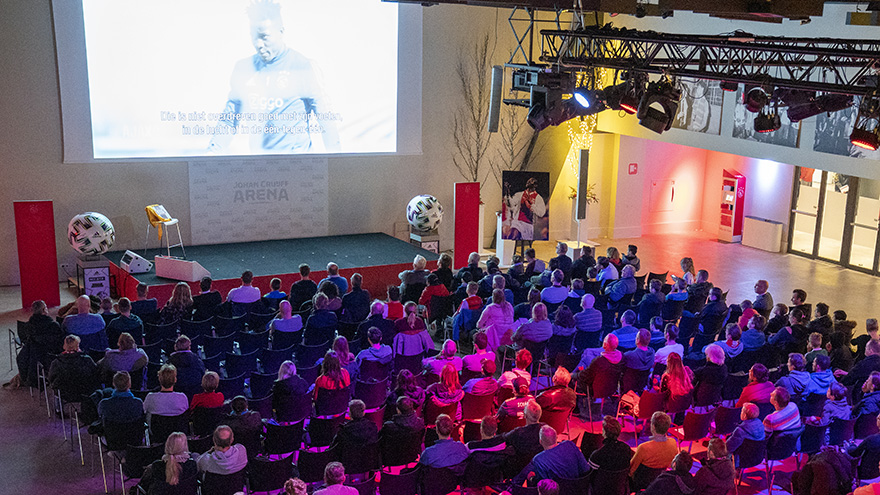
[848, 177, 880, 273]
[817, 172, 850, 262]
[789, 168, 823, 256]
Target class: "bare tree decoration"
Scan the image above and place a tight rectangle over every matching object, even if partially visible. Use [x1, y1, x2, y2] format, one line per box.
[452, 33, 495, 185]
[489, 102, 541, 186]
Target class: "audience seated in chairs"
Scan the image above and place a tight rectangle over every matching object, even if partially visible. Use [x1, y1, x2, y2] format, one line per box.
[736, 363, 774, 407]
[467, 415, 506, 451]
[497, 377, 534, 421]
[424, 339, 463, 375]
[270, 300, 303, 335]
[478, 289, 515, 351]
[98, 371, 144, 424]
[225, 395, 262, 458]
[659, 353, 693, 412]
[763, 386, 803, 432]
[419, 414, 469, 468]
[503, 400, 546, 472]
[654, 323, 683, 364]
[806, 353, 836, 395]
[14, 299, 64, 389]
[512, 302, 552, 351]
[399, 254, 430, 299]
[641, 451, 695, 495]
[386, 369, 426, 415]
[358, 301, 395, 346]
[453, 282, 483, 341]
[167, 335, 205, 398]
[463, 359, 500, 396]
[605, 264, 638, 308]
[226, 270, 261, 304]
[264, 277, 287, 303]
[381, 396, 425, 440]
[576, 334, 623, 399]
[392, 302, 432, 356]
[355, 326, 393, 369]
[623, 328, 655, 373]
[709, 323, 744, 361]
[313, 351, 351, 400]
[694, 437, 735, 495]
[131, 283, 159, 317]
[725, 403, 765, 457]
[629, 412, 679, 486]
[136, 432, 198, 495]
[540, 270, 569, 307]
[426, 363, 464, 419]
[330, 399, 378, 452]
[511, 425, 588, 486]
[196, 425, 248, 475]
[775, 352, 810, 397]
[98, 332, 148, 383]
[289, 264, 319, 311]
[741, 314, 767, 351]
[159, 282, 193, 325]
[385, 286, 405, 321]
[305, 293, 338, 345]
[612, 310, 640, 350]
[588, 416, 633, 471]
[342, 273, 371, 323]
[272, 360, 310, 423]
[48, 334, 99, 401]
[321, 279, 344, 311]
[638, 280, 666, 326]
[499, 349, 532, 390]
[419, 273, 451, 321]
[853, 372, 880, 419]
[462, 332, 496, 375]
[189, 371, 223, 411]
[684, 270, 713, 315]
[144, 364, 189, 421]
[105, 297, 144, 348]
[574, 294, 602, 350]
[63, 295, 109, 352]
[536, 367, 576, 413]
[806, 382, 849, 426]
[693, 344, 728, 409]
[192, 276, 222, 319]
[314, 462, 357, 495]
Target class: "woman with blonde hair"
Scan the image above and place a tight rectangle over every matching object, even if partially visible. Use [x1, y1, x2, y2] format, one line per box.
[160, 282, 193, 324]
[672, 257, 696, 286]
[426, 363, 464, 419]
[272, 360, 309, 423]
[137, 432, 196, 494]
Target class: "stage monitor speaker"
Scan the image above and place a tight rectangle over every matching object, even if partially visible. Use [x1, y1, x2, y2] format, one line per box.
[487, 65, 503, 132]
[576, 149, 590, 220]
[120, 250, 153, 274]
[154, 255, 210, 282]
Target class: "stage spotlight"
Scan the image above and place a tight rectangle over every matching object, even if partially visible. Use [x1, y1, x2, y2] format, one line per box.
[754, 106, 781, 133]
[603, 74, 644, 114]
[527, 87, 606, 131]
[850, 91, 880, 150]
[573, 87, 595, 108]
[637, 78, 681, 134]
[744, 86, 770, 113]
[851, 127, 880, 150]
[720, 81, 738, 92]
[786, 93, 853, 122]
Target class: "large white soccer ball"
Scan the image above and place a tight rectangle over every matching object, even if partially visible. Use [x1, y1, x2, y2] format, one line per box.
[406, 195, 443, 232]
[67, 212, 115, 255]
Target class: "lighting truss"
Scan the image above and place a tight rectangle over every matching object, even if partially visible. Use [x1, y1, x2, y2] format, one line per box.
[539, 25, 880, 95]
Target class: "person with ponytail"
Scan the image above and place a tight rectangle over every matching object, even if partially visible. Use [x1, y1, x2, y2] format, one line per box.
[391, 301, 433, 357]
[137, 432, 196, 494]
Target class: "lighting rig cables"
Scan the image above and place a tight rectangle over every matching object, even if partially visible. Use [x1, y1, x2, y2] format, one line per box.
[509, 24, 880, 149]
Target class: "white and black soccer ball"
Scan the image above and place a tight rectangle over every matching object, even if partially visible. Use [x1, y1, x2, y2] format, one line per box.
[67, 212, 115, 255]
[406, 195, 443, 232]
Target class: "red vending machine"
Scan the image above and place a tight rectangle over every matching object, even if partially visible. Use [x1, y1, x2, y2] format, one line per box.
[719, 169, 746, 243]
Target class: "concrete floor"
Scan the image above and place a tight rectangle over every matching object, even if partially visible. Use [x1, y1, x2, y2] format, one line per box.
[2, 233, 879, 494]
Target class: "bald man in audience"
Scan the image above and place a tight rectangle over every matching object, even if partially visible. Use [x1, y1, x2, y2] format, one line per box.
[319, 262, 348, 294]
[63, 295, 108, 351]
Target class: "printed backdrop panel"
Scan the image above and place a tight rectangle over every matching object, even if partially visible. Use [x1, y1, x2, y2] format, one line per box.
[189, 158, 328, 245]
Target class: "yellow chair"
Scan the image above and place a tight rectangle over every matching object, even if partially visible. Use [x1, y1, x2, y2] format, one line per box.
[144, 204, 185, 257]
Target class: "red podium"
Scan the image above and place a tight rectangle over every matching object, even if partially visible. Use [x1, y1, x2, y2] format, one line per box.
[14, 200, 60, 308]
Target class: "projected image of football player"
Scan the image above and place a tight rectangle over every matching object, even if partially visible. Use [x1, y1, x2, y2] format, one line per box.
[503, 177, 546, 240]
[208, 0, 340, 154]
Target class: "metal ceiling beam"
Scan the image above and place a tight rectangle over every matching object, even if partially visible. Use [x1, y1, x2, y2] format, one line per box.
[539, 26, 880, 94]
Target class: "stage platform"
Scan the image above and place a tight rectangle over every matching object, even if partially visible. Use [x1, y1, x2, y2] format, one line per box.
[106, 233, 440, 306]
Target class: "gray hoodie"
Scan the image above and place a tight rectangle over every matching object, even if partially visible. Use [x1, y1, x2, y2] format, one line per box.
[196, 444, 248, 475]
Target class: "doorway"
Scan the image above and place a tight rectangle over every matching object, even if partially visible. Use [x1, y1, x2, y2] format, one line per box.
[788, 167, 859, 266]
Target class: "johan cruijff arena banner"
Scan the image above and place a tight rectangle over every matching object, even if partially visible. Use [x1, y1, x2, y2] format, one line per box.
[80, 0, 398, 158]
[188, 158, 329, 245]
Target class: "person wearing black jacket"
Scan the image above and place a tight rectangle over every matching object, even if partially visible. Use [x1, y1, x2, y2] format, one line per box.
[642, 451, 696, 495]
[330, 399, 378, 451]
[14, 300, 63, 388]
[693, 344, 728, 408]
[48, 334, 99, 401]
[272, 360, 310, 423]
[839, 339, 880, 388]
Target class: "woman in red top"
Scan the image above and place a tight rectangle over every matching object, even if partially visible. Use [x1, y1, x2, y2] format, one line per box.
[736, 363, 774, 407]
[190, 371, 224, 410]
[313, 351, 350, 399]
[419, 274, 450, 320]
